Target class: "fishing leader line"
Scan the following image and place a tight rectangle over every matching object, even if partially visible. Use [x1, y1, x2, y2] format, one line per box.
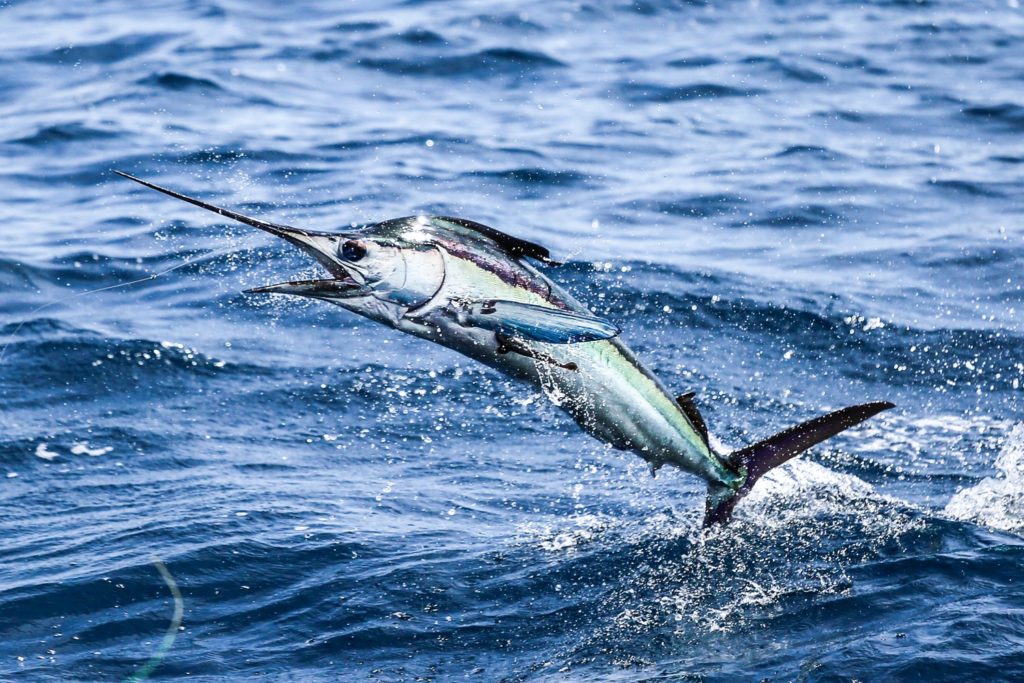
[0, 247, 237, 365]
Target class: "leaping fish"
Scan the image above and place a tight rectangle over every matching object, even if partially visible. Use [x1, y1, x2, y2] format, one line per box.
[116, 171, 893, 526]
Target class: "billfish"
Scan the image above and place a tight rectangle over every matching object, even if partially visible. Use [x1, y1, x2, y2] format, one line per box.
[116, 171, 893, 526]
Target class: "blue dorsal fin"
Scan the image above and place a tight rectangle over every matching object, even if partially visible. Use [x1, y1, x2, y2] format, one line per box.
[435, 216, 560, 265]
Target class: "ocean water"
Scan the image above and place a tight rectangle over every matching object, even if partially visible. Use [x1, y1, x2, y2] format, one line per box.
[1, 0, 1023, 680]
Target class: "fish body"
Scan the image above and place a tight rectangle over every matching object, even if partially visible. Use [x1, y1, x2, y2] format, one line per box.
[388, 226, 735, 485]
[116, 172, 891, 525]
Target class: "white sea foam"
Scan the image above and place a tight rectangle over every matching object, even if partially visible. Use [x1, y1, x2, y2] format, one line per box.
[516, 513, 615, 552]
[517, 456, 909, 554]
[70, 442, 113, 457]
[741, 458, 880, 520]
[945, 423, 1024, 533]
[34, 443, 59, 461]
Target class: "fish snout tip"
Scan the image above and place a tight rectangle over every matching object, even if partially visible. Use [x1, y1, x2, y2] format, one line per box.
[113, 169, 145, 184]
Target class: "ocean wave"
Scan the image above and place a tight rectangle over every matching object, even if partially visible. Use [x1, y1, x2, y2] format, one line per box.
[639, 193, 748, 218]
[0, 317, 105, 340]
[25, 32, 173, 64]
[9, 122, 121, 146]
[329, 20, 388, 33]
[0, 336, 243, 396]
[359, 27, 449, 48]
[0, 247, 239, 295]
[928, 178, 1007, 198]
[357, 48, 564, 78]
[318, 133, 468, 152]
[774, 144, 846, 159]
[138, 71, 225, 92]
[740, 55, 829, 84]
[747, 203, 847, 227]
[617, 81, 761, 103]
[961, 103, 1024, 131]
[466, 167, 589, 187]
[664, 55, 720, 69]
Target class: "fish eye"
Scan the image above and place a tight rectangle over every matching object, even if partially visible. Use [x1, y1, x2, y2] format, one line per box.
[341, 240, 367, 262]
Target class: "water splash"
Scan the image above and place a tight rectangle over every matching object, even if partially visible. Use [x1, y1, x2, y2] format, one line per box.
[945, 424, 1024, 533]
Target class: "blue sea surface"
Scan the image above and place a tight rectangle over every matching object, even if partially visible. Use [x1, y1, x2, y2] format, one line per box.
[1, 0, 1023, 680]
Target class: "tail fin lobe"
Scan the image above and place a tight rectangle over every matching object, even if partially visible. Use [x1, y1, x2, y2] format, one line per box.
[703, 401, 894, 527]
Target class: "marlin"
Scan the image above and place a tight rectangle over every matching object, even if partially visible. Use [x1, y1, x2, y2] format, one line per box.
[116, 171, 893, 526]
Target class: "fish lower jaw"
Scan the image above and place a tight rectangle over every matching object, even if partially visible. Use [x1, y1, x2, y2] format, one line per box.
[244, 275, 361, 296]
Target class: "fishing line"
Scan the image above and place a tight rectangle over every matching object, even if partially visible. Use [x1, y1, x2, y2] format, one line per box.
[0, 247, 234, 365]
[123, 558, 184, 683]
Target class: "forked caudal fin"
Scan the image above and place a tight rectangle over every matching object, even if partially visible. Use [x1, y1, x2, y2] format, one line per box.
[703, 401, 895, 527]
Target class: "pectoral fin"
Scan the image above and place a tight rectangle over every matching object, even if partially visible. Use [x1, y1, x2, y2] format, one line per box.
[459, 299, 620, 344]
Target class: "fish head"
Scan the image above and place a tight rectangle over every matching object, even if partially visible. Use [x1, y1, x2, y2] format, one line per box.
[246, 219, 447, 323]
[113, 173, 554, 327]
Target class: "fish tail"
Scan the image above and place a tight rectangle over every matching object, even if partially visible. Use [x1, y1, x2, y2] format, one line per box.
[703, 401, 895, 527]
